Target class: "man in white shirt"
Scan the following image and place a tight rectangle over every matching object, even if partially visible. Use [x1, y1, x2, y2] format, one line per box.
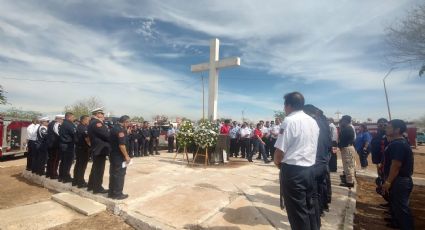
[229, 121, 240, 157]
[274, 92, 320, 230]
[239, 122, 251, 159]
[166, 124, 176, 153]
[328, 118, 338, 172]
[26, 118, 40, 171]
[270, 118, 281, 161]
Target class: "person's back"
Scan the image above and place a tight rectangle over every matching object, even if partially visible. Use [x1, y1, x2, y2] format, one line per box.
[281, 110, 319, 166]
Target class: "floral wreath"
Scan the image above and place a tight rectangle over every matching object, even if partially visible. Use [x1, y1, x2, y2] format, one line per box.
[193, 120, 219, 148]
[176, 120, 194, 147]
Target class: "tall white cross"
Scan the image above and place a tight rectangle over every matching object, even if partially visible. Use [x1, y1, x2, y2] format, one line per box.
[191, 38, 241, 121]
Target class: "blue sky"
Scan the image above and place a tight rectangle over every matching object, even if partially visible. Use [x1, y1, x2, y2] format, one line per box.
[0, 0, 424, 122]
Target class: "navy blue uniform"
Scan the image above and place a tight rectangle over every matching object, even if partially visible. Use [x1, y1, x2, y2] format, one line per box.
[46, 121, 60, 179]
[73, 123, 90, 187]
[35, 125, 48, 175]
[58, 119, 76, 182]
[87, 118, 110, 193]
[108, 124, 128, 197]
[140, 128, 150, 156]
[150, 126, 160, 154]
[384, 138, 414, 230]
[312, 115, 332, 227]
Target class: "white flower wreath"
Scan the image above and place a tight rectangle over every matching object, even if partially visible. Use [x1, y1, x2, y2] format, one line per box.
[193, 120, 219, 148]
[176, 120, 194, 147]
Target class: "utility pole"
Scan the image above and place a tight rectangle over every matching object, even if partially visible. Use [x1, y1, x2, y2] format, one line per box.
[383, 67, 396, 121]
[241, 110, 245, 122]
[202, 74, 205, 120]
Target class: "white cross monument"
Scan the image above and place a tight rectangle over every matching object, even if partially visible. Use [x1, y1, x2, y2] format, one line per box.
[191, 38, 241, 121]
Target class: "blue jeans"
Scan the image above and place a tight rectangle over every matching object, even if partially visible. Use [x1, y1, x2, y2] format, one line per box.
[390, 176, 414, 230]
[249, 139, 268, 162]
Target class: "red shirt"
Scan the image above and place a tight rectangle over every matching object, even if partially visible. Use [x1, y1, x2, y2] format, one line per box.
[254, 128, 263, 138]
[220, 124, 230, 134]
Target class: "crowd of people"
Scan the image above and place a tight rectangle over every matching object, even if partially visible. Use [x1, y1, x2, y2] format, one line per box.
[24, 92, 415, 229]
[26, 108, 132, 200]
[266, 91, 414, 230]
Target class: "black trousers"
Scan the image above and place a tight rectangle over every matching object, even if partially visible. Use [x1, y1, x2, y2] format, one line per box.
[108, 154, 127, 197]
[30, 141, 39, 172]
[357, 149, 369, 168]
[329, 153, 337, 172]
[129, 140, 139, 157]
[46, 146, 60, 178]
[73, 147, 89, 185]
[312, 163, 329, 228]
[26, 140, 36, 171]
[138, 138, 144, 155]
[230, 138, 239, 157]
[240, 138, 250, 158]
[35, 143, 48, 175]
[281, 163, 317, 230]
[58, 144, 74, 180]
[168, 136, 174, 152]
[270, 138, 277, 160]
[390, 177, 414, 230]
[264, 138, 271, 158]
[88, 154, 106, 191]
[141, 139, 149, 155]
[150, 137, 159, 154]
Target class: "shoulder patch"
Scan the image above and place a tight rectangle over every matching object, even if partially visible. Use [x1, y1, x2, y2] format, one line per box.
[96, 122, 102, 128]
[118, 132, 125, 138]
[279, 128, 284, 134]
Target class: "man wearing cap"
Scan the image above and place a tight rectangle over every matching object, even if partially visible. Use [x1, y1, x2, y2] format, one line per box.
[58, 112, 76, 183]
[108, 115, 131, 200]
[73, 115, 91, 188]
[87, 108, 111, 194]
[46, 115, 63, 179]
[338, 115, 356, 188]
[274, 92, 319, 230]
[26, 118, 39, 171]
[34, 117, 50, 175]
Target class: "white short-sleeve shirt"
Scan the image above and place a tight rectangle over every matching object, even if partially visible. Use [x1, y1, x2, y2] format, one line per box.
[274, 110, 319, 167]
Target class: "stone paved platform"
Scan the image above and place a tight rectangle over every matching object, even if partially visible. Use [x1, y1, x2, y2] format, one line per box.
[22, 151, 355, 230]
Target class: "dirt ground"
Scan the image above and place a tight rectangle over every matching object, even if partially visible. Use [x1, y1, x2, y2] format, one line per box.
[354, 177, 425, 230]
[0, 164, 134, 230]
[0, 165, 53, 209]
[49, 212, 134, 230]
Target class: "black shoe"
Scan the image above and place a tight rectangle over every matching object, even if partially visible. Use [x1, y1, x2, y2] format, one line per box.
[78, 182, 88, 188]
[241, 155, 245, 158]
[256, 157, 261, 160]
[50, 175, 58, 180]
[155, 152, 160, 155]
[87, 187, 93, 191]
[93, 188, 109, 194]
[324, 207, 330, 212]
[62, 178, 73, 183]
[72, 182, 78, 186]
[144, 154, 149, 156]
[248, 158, 253, 162]
[58, 177, 63, 182]
[378, 203, 391, 208]
[385, 222, 399, 229]
[264, 160, 271, 164]
[339, 182, 354, 188]
[109, 193, 129, 200]
[384, 217, 393, 223]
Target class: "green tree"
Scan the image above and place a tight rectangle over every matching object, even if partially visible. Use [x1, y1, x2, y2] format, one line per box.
[64, 97, 103, 119]
[386, 3, 425, 76]
[0, 85, 7, 105]
[131, 116, 144, 123]
[152, 114, 168, 125]
[0, 107, 41, 120]
[273, 110, 286, 121]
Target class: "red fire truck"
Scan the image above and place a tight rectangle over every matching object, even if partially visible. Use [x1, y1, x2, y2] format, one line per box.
[0, 116, 31, 159]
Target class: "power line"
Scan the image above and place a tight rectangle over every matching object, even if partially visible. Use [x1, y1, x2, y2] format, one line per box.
[0, 76, 193, 85]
